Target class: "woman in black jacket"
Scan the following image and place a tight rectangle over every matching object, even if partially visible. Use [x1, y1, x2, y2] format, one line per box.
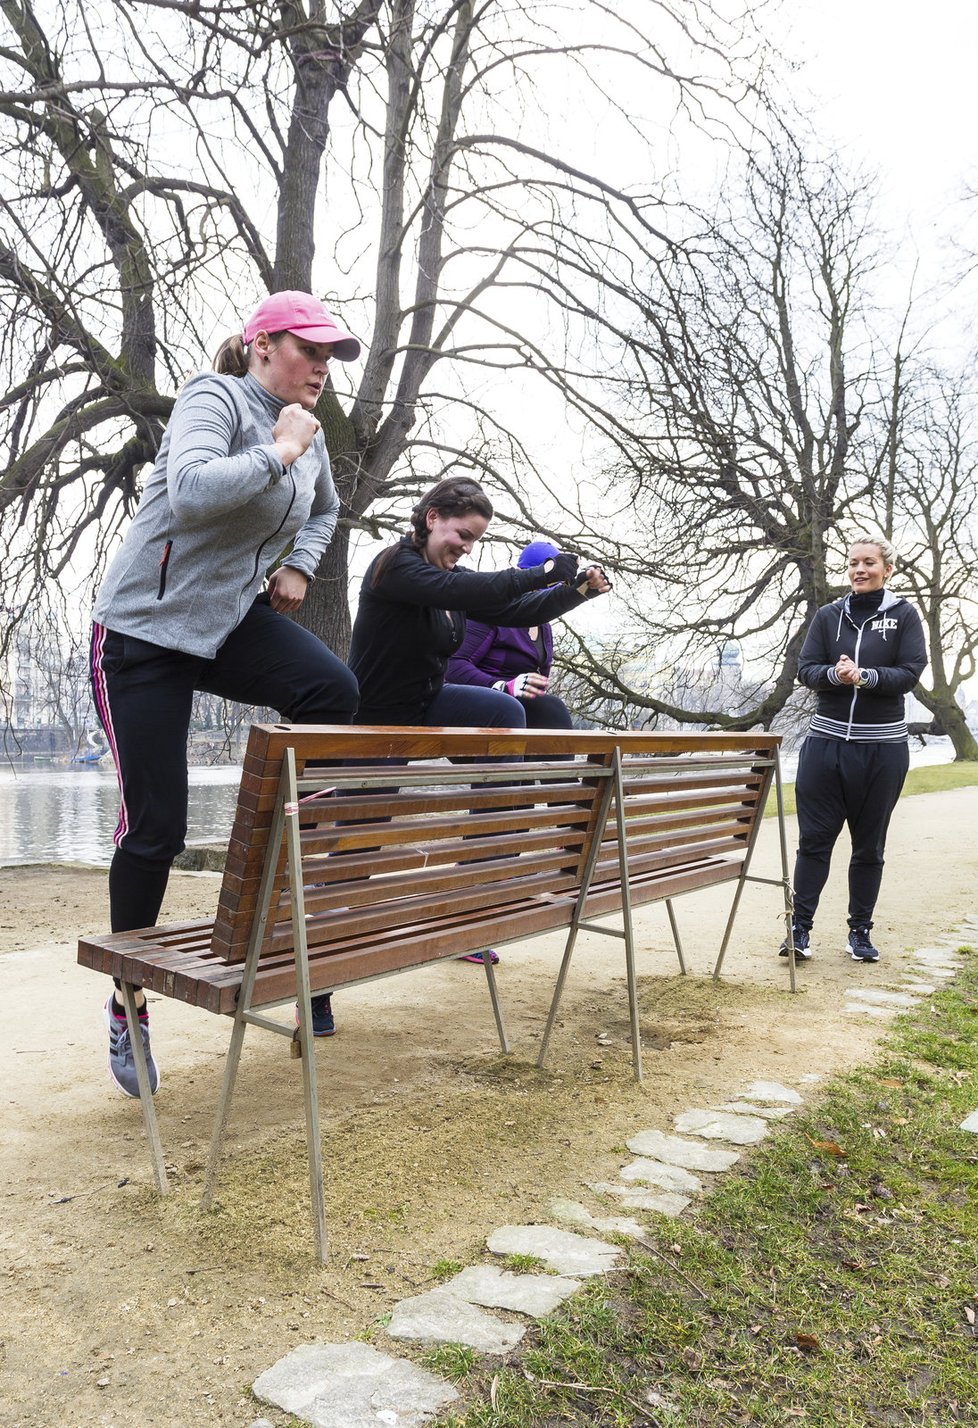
[348, 478, 608, 726]
[781, 535, 927, 965]
[331, 475, 607, 989]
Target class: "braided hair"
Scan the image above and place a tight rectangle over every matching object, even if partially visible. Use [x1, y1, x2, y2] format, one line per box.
[372, 477, 494, 585]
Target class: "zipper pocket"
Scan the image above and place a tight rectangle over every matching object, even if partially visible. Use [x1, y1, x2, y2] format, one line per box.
[157, 539, 173, 600]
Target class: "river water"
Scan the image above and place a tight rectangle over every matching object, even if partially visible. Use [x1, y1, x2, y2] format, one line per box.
[0, 763, 241, 866]
[0, 737, 957, 867]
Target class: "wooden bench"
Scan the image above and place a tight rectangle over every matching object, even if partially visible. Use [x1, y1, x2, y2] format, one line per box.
[78, 724, 793, 1260]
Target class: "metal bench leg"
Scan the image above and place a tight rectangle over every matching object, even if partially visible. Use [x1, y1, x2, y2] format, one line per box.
[623, 914, 643, 1083]
[119, 982, 168, 1196]
[665, 898, 687, 976]
[712, 874, 748, 981]
[537, 924, 580, 1069]
[481, 952, 510, 1054]
[201, 1012, 248, 1211]
[284, 748, 328, 1264]
[538, 757, 617, 1069]
[293, 988, 327, 1265]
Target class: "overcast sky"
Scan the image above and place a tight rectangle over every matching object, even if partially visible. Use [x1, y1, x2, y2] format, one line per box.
[785, 0, 976, 266]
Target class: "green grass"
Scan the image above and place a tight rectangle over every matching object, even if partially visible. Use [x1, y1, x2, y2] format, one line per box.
[503, 1253, 548, 1274]
[423, 1343, 479, 1380]
[432, 1258, 466, 1282]
[769, 757, 978, 819]
[440, 947, 978, 1426]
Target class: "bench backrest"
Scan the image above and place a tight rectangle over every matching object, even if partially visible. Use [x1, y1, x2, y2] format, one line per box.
[210, 725, 780, 978]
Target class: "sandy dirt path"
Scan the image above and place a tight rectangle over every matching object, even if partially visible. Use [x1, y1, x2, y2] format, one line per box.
[1, 787, 976, 1428]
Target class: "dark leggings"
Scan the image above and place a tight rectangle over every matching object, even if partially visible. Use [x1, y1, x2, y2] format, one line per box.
[91, 594, 359, 934]
[791, 736, 909, 931]
[520, 692, 573, 732]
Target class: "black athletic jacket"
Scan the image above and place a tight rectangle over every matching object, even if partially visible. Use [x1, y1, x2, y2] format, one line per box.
[349, 537, 594, 724]
[797, 589, 927, 742]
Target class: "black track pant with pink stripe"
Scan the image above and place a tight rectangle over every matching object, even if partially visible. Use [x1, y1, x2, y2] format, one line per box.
[90, 594, 359, 934]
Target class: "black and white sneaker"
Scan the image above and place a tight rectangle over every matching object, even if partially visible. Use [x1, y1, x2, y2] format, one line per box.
[778, 925, 812, 961]
[848, 927, 880, 962]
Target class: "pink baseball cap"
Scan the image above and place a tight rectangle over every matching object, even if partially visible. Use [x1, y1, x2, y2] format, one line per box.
[241, 290, 361, 361]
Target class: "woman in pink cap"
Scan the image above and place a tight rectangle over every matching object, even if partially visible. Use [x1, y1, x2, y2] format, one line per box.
[89, 291, 361, 1095]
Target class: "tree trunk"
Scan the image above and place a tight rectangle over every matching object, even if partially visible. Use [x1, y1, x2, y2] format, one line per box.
[916, 685, 978, 761]
[300, 524, 353, 660]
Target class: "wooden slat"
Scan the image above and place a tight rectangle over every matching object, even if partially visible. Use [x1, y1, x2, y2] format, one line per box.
[289, 845, 587, 913]
[79, 724, 781, 1014]
[268, 868, 585, 953]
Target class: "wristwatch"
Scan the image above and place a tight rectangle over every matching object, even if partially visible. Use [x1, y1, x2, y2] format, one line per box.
[855, 668, 868, 687]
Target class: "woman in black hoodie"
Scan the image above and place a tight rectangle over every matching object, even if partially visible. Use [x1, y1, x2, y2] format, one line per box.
[781, 535, 927, 965]
[312, 475, 607, 1016]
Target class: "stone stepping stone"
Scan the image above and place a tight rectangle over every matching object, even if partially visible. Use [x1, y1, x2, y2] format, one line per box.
[590, 1180, 691, 1218]
[738, 1080, 803, 1105]
[960, 1110, 978, 1134]
[445, 1265, 580, 1317]
[673, 1108, 768, 1145]
[900, 979, 937, 994]
[719, 1101, 793, 1120]
[604, 1158, 703, 1194]
[487, 1224, 620, 1277]
[548, 1197, 647, 1239]
[626, 1129, 740, 1172]
[387, 1290, 524, 1354]
[844, 1003, 897, 1018]
[912, 948, 963, 967]
[844, 988, 922, 1008]
[911, 965, 957, 980]
[253, 1341, 458, 1428]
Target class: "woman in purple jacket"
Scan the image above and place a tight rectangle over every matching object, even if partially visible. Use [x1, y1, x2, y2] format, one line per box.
[446, 540, 575, 733]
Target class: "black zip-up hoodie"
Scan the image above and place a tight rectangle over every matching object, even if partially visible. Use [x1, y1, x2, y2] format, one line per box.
[797, 588, 927, 742]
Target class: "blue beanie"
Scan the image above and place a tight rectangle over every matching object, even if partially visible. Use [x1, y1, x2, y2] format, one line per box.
[518, 538, 559, 568]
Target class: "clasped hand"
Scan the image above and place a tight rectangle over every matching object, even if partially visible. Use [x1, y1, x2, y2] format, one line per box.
[835, 655, 861, 685]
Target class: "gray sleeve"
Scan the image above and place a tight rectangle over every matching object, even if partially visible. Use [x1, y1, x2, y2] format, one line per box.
[283, 441, 340, 581]
[166, 377, 283, 523]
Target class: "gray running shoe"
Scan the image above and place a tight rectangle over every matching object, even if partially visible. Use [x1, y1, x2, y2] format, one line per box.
[848, 927, 880, 963]
[778, 926, 812, 961]
[104, 996, 161, 1097]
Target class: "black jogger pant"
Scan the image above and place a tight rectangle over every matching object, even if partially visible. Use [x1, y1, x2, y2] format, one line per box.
[791, 735, 909, 932]
[91, 594, 359, 933]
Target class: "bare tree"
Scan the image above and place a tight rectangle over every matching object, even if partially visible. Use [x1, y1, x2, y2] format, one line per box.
[0, 587, 95, 753]
[0, 0, 767, 657]
[875, 364, 978, 760]
[558, 141, 895, 731]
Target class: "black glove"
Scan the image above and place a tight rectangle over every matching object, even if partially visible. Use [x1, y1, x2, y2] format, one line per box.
[546, 552, 579, 584]
[576, 565, 612, 594]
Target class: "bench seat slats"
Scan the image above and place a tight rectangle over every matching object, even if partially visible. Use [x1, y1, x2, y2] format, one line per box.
[77, 849, 747, 1017]
[81, 724, 781, 1011]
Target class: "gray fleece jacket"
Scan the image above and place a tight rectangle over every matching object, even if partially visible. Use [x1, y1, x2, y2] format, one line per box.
[93, 372, 339, 658]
